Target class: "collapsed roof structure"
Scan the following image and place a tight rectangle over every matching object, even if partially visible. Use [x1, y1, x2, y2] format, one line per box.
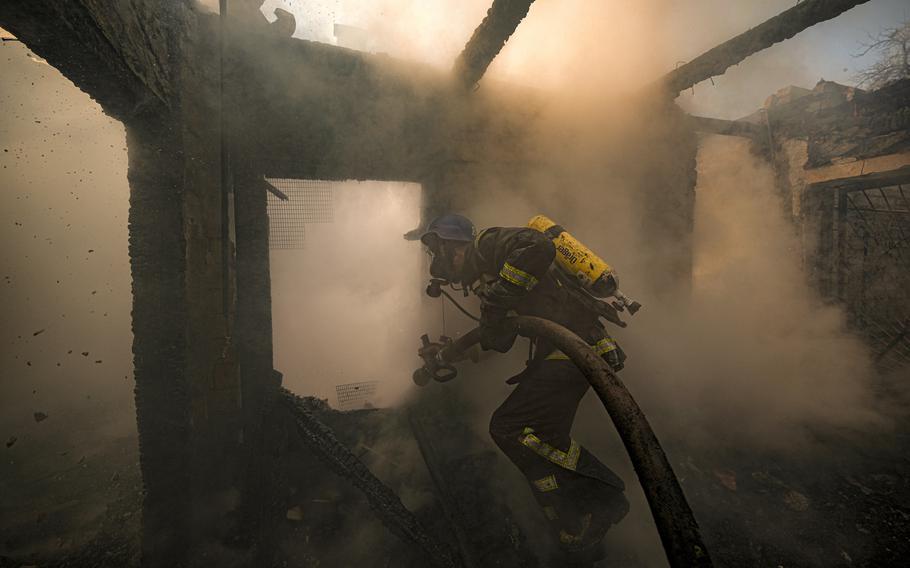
[2, 0, 907, 566]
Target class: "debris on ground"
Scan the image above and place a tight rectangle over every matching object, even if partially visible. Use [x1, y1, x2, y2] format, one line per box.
[714, 469, 737, 491]
[783, 490, 810, 512]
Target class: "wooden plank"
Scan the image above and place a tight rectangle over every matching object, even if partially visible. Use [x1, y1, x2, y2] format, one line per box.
[453, 0, 536, 89]
[805, 152, 910, 186]
[655, 0, 871, 96]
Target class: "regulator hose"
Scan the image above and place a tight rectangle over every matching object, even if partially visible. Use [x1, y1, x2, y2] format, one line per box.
[436, 316, 713, 568]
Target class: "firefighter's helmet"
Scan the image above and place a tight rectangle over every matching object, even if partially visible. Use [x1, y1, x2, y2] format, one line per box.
[420, 213, 476, 246]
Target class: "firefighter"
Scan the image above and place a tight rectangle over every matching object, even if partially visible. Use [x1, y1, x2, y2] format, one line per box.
[420, 213, 630, 566]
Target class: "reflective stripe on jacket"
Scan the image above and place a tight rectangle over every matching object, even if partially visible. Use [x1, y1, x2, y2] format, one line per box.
[462, 227, 613, 358]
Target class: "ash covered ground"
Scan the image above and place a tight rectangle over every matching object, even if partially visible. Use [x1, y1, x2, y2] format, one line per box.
[2, 381, 910, 567]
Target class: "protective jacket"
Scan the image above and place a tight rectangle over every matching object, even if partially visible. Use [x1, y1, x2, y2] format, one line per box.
[461, 227, 621, 364]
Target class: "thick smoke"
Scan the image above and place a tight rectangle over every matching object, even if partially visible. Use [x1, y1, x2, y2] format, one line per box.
[270, 181, 430, 407]
[433, 91, 887, 568]
[625, 135, 881, 446]
[258, 0, 897, 449]
[3, 0, 907, 563]
[0, 34, 136, 559]
[453, 134, 884, 450]
[0, 38, 134, 438]
[454, 126, 882, 446]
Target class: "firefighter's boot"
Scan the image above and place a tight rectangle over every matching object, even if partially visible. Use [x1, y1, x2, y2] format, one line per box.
[538, 474, 629, 566]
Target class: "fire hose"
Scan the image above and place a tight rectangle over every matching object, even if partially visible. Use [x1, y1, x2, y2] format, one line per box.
[413, 316, 713, 568]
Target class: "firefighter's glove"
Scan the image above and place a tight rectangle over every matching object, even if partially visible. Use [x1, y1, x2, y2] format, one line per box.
[603, 339, 627, 373]
[479, 303, 518, 353]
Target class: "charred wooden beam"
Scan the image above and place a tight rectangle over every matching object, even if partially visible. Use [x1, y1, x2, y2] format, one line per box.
[657, 0, 872, 96]
[453, 0, 535, 90]
[688, 115, 763, 139]
[282, 390, 460, 568]
[0, 0, 180, 120]
[124, 118, 195, 567]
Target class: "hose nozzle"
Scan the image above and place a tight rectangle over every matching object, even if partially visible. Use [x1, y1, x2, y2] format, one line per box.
[413, 333, 458, 385]
[612, 290, 642, 315]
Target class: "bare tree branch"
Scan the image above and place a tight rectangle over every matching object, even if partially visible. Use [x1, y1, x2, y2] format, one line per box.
[853, 20, 910, 89]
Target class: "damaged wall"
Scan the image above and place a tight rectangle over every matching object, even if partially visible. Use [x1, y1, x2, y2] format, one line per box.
[763, 78, 910, 370]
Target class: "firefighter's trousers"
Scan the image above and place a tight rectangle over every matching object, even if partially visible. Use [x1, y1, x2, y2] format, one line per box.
[489, 359, 629, 556]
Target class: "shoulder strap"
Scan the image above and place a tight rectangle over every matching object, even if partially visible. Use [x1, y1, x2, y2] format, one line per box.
[473, 227, 492, 265]
[543, 224, 565, 240]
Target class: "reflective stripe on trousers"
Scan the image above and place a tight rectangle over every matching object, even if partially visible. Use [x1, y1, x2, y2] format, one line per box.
[545, 337, 616, 360]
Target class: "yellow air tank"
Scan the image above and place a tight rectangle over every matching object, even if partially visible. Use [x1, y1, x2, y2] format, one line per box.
[528, 215, 617, 298]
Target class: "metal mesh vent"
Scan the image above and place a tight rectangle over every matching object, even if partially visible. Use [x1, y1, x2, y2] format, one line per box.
[864, 317, 910, 374]
[334, 381, 380, 411]
[265, 178, 336, 249]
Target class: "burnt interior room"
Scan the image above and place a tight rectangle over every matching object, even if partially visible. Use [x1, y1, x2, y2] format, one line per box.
[1, 1, 909, 567]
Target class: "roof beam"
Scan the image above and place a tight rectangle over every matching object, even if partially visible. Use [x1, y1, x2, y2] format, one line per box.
[0, 0, 177, 121]
[656, 0, 872, 97]
[453, 0, 535, 90]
